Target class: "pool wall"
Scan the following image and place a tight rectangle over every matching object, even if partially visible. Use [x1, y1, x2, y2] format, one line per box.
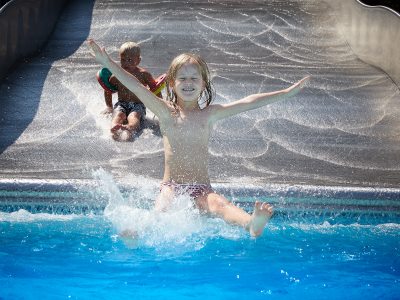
[0, 0, 68, 80]
[333, 0, 400, 87]
[1, 179, 399, 217]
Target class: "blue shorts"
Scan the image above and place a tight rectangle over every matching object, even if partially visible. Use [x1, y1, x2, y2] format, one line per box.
[114, 101, 146, 118]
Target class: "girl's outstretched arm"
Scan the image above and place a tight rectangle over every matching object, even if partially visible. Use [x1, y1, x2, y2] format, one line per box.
[209, 76, 310, 122]
[87, 39, 170, 119]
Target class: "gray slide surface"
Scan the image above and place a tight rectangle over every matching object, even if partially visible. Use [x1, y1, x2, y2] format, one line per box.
[0, 0, 399, 189]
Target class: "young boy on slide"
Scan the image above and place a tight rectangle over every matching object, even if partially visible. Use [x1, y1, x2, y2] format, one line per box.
[100, 42, 160, 141]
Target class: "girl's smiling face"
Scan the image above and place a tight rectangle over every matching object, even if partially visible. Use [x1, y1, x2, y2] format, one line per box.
[173, 63, 205, 105]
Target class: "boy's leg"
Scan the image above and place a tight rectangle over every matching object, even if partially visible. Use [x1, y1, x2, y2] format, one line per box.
[115, 112, 141, 141]
[196, 192, 273, 237]
[111, 111, 126, 132]
[124, 111, 142, 133]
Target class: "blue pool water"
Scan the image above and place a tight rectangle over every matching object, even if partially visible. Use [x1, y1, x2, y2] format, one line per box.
[0, 176, 399, 299]
[1, 209, 399, 299]
[0, 170, 400, 299]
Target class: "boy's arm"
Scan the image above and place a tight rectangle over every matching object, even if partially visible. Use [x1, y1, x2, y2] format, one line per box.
[104, 90, 113, 111]
[88, 39, 170, 119]
[209, 76, 310, 122]
[144, 72, 162, 98]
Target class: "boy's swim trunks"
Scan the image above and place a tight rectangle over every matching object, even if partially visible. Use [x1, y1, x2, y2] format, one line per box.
[161, 181, 213, 199]
[114, 101, 146, 117]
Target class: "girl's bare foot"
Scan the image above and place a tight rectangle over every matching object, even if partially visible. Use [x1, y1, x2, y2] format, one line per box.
[248, 201, 273, 237]
[119, 229, 139, 248]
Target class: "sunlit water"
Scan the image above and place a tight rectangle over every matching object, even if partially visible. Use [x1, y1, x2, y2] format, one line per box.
[1, 170, 399, 299]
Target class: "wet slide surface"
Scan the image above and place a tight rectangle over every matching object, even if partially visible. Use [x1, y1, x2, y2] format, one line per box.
[0, 0, 399, 188]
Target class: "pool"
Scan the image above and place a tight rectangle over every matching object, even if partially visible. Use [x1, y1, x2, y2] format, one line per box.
[1, 173, 399, 299]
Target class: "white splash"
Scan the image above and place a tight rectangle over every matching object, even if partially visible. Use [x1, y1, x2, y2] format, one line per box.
[92, 168, 243, 251]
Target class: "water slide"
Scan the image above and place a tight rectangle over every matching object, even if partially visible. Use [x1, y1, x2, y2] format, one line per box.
[0, 0, 399, 198]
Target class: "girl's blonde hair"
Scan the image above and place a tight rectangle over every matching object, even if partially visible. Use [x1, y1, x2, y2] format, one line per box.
[166, 53, 215, 108]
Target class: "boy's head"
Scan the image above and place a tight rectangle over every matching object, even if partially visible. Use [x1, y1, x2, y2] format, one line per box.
[119, 42, 141, 70]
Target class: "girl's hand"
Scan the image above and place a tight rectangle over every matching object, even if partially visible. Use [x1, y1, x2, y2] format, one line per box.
[284, 75, 310, 96]
[292, 75, 310, 90]
[87, 39, 110, 66]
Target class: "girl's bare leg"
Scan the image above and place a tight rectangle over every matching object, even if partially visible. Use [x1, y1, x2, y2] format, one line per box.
[120, 184, 175, 247]
[196, 192, 273, 237]
[154, 184, 175, 212]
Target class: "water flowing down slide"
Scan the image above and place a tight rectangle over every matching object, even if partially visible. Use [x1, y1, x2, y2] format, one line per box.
[0, 0, 399, 189]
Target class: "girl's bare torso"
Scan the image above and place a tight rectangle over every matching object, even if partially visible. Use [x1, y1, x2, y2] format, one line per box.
[160, 107, 213, 184]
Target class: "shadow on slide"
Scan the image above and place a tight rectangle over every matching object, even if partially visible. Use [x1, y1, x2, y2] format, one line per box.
[0, 0, 95, 154]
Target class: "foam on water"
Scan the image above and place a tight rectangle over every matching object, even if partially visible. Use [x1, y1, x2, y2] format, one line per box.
[287, 220, 400, 233]
[0, 209, 80, 223]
